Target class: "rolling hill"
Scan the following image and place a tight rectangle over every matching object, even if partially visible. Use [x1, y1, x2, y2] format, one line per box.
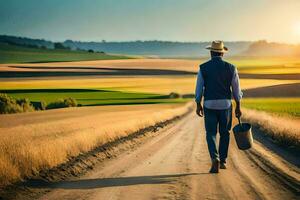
[0, 42, 131, 64]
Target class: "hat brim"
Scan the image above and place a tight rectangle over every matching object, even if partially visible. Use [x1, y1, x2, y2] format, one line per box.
[205, 46, 228, 53]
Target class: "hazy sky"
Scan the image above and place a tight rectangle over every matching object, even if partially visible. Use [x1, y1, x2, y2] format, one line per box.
[1, 0, 300, 43]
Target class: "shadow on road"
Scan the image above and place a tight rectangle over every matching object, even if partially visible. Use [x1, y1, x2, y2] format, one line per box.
[25, 173, 208, 189]
[251, 126, 300, 167]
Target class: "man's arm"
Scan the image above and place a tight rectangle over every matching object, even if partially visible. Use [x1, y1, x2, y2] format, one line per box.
[195, 69, 204, 117]
[232, 67, 243, 118]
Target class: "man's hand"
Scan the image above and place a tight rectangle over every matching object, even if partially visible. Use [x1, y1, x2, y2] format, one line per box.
[196, 103, 204, 117]
[235, 105, 242, 118]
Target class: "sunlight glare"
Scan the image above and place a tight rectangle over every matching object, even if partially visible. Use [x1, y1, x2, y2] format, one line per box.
[293, 22, 300, 36]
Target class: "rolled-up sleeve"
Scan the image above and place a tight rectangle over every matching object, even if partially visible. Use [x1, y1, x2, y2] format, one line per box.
[231, 67, 243, 101]
[195, 69, 204, 103]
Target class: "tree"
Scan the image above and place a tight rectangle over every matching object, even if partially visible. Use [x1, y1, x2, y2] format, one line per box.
[54, 42, 69, 50]
[40, 45, 47, 49]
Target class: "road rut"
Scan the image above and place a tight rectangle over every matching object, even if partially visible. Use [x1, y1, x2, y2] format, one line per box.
[36, 113, 298, 200]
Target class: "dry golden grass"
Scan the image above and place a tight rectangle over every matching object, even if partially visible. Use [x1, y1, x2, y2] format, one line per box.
[0, 102, 192, 187]
[242, 107, 300, 147]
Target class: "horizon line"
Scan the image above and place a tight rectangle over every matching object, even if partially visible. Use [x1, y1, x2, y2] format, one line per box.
[1, 33, 299, 45]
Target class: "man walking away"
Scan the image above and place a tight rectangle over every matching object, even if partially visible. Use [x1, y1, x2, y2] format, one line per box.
[195, 41, 243, 173]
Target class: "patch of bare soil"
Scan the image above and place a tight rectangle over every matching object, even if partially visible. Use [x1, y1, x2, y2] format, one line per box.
[243, 83, 300, 97]
[0, 67, 196, 78]
[240, 73, 300, 80]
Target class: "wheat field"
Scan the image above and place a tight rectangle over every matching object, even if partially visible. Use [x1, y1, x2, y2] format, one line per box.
[0, 102, 192, 187]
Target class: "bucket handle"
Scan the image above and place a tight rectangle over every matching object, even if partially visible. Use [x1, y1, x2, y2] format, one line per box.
[238, 117, 243, 129]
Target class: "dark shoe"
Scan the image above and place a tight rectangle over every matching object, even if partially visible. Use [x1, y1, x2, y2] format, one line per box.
[220, 162, 227, 169]
[209, 159, 220, 173]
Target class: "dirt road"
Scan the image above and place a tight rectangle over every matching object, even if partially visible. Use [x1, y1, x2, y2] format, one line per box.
[35, 112, 298, 200]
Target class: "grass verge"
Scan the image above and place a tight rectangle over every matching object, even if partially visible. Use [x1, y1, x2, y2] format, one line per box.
[0, 102, 192, 188]
[242, 108, 300, 149]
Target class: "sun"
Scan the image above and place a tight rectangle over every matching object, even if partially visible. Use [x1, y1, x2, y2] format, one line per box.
[293, 23, 300, 36]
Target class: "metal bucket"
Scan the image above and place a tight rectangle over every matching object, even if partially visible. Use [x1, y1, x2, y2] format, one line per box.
[233, 119, 253, 150]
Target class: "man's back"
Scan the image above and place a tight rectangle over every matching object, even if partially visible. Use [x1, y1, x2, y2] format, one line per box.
[200, 57, 235, 101]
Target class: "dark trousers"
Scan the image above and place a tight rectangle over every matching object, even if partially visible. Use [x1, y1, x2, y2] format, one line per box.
[204, 106, 232, 163]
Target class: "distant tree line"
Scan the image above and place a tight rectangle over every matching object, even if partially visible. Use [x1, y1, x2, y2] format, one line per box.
[0, 35, 106, 53]
[0, 35, 53, 49]
[1, 38, 49, 49]
[2, 34, 300, 57]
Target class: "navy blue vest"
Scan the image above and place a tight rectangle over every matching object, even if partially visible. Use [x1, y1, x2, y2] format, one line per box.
[200, 57, 235, 100]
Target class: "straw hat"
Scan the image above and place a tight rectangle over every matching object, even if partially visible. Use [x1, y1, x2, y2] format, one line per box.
[206, 40, 228, 53]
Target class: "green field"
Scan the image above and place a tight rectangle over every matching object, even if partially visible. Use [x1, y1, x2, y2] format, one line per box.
[0, 43, 132, 63]
[0, 89, 186, 106]
[242, 98, 300, 117]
